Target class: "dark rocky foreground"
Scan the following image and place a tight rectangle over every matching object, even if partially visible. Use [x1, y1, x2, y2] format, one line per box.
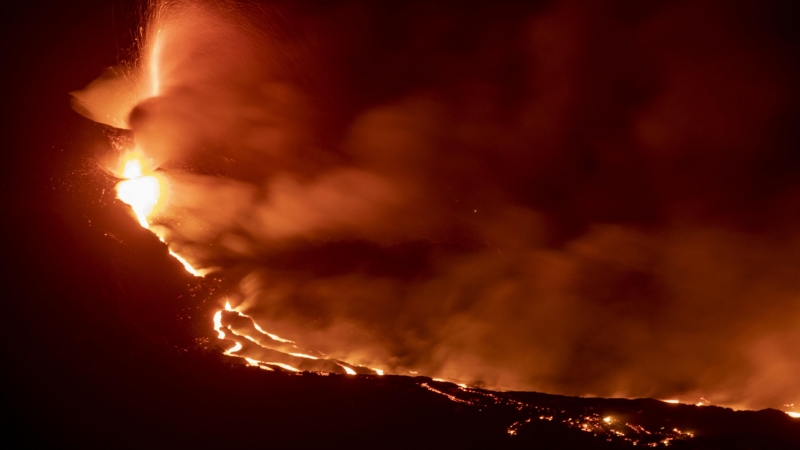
[3, 112, 799, 450]
[7, 344, 800, 449]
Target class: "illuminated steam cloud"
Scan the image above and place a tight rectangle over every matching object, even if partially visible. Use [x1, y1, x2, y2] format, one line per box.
[73, 0, 800, 410]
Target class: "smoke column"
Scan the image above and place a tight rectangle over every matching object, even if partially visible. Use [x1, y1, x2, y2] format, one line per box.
[73, 0, 800, 410]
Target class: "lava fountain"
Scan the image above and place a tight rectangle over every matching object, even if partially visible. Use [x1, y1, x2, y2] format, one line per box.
[114, 153, 204, 277]
[95, 2, 377, 376]
[115, 151, 162, 228]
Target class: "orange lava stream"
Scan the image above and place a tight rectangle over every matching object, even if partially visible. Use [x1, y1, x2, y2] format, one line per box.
[420, 383, 474, 405]
[167, 250, 203, 277]
[210, 301, 382, 376]
[114, 151, 204, 277]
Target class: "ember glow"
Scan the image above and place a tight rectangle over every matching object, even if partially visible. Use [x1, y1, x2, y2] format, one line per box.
[73, 0, 800, 417]
[416, 383, 699, 447]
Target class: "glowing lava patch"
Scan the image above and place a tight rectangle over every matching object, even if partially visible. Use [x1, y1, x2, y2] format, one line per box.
[113, 151, 205, 277]
[116, 156, 163, 228]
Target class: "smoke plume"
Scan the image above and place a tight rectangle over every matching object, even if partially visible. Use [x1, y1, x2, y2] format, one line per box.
[73, 0, 800, 409]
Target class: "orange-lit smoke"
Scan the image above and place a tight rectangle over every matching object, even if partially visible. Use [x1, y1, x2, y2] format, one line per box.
[73, 0, 800, 411]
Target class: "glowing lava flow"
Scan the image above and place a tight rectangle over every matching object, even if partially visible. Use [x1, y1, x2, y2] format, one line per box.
[167, 250, 202, 277]
[222, 302, 295, 344]
[210, 301, 384, 376]
[114, 151, 205, 277]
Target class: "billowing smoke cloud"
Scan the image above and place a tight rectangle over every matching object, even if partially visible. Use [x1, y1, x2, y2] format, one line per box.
[73, 0, 800, 409]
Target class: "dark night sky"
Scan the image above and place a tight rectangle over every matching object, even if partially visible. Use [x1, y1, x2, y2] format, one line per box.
[3, 1, 800, 445]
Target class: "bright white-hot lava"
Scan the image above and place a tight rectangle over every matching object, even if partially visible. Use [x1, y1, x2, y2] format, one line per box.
[113, 151, 205, 277]
[167, 250, 203, 277]
[116, 155, 161, 228]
